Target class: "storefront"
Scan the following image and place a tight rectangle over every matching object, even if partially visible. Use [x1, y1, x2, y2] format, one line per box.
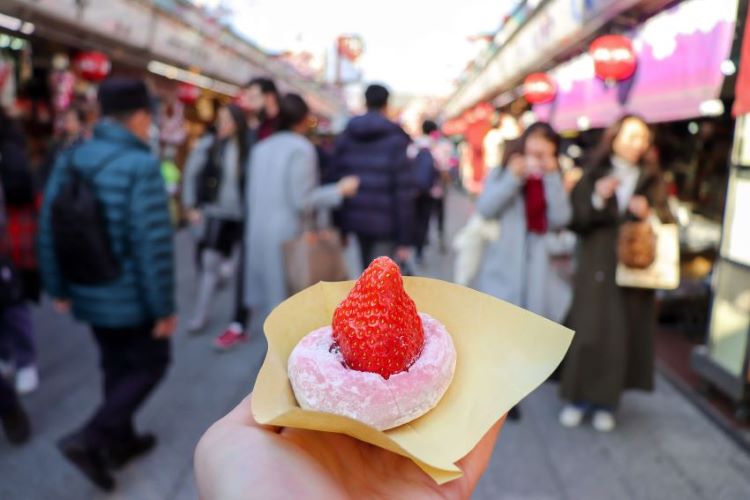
[691, 3, 750, 422]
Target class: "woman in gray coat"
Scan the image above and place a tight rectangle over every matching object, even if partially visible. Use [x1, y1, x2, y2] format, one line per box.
[244, 94, 359, 315]
[475, 122, 573, 323]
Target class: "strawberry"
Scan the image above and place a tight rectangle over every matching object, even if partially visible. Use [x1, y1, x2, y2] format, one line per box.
[332, 256, 424, 379]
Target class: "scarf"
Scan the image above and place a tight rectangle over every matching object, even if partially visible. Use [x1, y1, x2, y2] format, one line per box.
[524, 175, 547, 234]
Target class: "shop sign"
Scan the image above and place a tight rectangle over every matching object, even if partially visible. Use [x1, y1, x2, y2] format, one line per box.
[446, 0, 581, 117]
[80, 0, 152, 48]
[14, 0, 79, 22]
[151, 16, 211, 71]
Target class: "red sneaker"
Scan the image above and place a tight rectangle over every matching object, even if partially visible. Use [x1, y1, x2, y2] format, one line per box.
[213, 326, 248, 351]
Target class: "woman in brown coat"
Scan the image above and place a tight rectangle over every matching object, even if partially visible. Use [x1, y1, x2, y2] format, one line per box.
[560, 115, 672, 432]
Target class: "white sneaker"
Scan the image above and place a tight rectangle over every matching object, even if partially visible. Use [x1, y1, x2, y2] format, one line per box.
[592, 410, 616, 432]
[15, 365, 39, 395]
[0, 359, 15, 380]
[559, 404, 585, 428]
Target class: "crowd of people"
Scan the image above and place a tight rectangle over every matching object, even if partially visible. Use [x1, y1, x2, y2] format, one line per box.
[471, 113, 670, 432]
[0, 70, 671, 494]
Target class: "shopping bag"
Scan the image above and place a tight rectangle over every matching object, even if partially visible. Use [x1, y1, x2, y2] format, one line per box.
[283, 228, 349, 295]
[452, 213, 500, 286]
[616, 221, 680, 290]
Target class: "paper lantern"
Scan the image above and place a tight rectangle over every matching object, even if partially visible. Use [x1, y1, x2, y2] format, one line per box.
[523, 73, 556, 104]
[590, 35, 637, 82]
[74, 51, 110, 82]
[177, 83, 200, 105]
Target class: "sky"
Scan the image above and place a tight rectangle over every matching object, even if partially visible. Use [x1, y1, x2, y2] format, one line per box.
[199, 0, 511, 97]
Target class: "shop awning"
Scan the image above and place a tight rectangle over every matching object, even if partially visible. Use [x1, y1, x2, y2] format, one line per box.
[733, 4, 750, 116]
[534, 0, 738, 131]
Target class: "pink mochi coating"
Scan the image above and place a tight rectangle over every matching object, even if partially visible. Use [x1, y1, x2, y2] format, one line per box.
[287, 313, 457, 431]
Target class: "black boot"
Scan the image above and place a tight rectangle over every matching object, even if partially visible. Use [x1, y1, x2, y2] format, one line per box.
[105, 433, 157, 469]
[57, 433, 115, 492]
[1, 403, 31, 445]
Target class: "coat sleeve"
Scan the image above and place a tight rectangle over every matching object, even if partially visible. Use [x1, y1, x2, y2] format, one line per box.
[543, 172, 572, 230]
[569, 171, 620, 234]
[181, 136, 211, 209]
[128, 156, 175, 320]
[288, 145, 343, 213]
[476, 168, 523, 219]
[37, 154, 69, 299]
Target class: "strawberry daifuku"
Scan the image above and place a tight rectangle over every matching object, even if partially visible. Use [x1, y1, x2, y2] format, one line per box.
[287, 257, 457, 430]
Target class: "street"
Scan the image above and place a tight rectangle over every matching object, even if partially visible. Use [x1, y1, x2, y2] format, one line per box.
[1, 191, 750, 500]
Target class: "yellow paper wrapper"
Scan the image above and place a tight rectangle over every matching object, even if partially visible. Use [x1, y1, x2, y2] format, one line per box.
[252, 277, 573, 484]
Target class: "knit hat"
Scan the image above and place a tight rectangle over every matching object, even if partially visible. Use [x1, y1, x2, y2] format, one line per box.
[98, 77, 151, 116]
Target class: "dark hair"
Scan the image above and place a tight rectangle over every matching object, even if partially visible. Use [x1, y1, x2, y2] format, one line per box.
[246, 77, 279, 97]
[520, 122, 561, 157]
[278, 93, 310, 131]
[365, 84, 389, 110]
[501, 138, 524, 167]
[587, 114, 652, 174]
[98, 77, 151, 117]
[422, 119, 438, 135]
[225, 103, 249, 169]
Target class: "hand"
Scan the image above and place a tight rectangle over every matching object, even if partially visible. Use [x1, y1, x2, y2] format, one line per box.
[563, 167, 583, 193]
[628, 195, 651, 220]
[595, 176, 620, 200]
[195, 394, 504, 500]
[507, 155, 526, 179]
[153, 315, 177, 339]
[395, 246, 412, 262]
[53, 299, 71, 314]
[186, 209, 203, 224]
[337, 176, 360, 197]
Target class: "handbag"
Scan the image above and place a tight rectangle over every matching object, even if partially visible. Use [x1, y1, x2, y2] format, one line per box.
[196, 139, 223, 205]
[452, 213, 500, 286]
[617, 220, 656, 269]
[283, 215, 349, 295]
[616, 219, 680, 290]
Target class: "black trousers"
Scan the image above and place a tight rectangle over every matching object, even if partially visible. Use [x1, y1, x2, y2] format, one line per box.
[0, 375, 18, 415]
[79, 324, 170, 448]
[233, 248, 249, 326]
[357, 235, 395, 269]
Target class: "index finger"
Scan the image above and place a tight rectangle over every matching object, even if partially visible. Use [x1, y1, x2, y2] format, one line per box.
[222, 393, 283, 434]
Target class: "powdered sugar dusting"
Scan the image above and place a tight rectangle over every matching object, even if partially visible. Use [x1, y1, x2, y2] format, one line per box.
[288, 313, 456, 430]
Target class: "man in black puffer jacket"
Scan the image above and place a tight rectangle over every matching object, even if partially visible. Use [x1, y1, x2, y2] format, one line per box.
[332, 84, 415, 268]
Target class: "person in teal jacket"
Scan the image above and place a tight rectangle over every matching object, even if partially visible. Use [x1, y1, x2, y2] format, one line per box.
[37, 78, 176, 492]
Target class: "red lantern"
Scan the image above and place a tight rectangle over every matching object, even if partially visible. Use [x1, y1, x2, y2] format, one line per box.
[74, 51, 110, 82]
[177, 83, 200, 105]
[589, 35, 637, 82]
[523, 73, 556, 104]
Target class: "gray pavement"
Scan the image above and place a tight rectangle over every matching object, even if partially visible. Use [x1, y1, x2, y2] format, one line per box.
[2, 189, 750, 499]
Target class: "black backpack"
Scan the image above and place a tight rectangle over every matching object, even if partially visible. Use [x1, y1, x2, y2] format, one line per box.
[51, 149, 125, 285]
